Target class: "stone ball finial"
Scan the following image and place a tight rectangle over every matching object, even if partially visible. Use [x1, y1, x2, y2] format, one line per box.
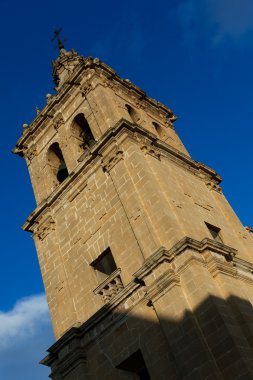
[23, 123, 29, 129]
[46, 93, 52, 103]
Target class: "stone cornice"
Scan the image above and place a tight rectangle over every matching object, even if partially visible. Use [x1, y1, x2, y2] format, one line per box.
[133, 237, 237, 281]
[41, 346, 86, 376]
[41, 236, 253, 368]
[13, 57, 176, 155]
[22, 119, 222, 233]
[93, 268, 122, 295]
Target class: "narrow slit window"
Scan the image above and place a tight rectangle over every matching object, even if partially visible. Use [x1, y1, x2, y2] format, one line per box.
[116, 350, 150, 380]
[91, 248, 117, 282]
[205, 222, 222, 243]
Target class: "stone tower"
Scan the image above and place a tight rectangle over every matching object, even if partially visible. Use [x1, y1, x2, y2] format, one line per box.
[14, 47, 253, 379]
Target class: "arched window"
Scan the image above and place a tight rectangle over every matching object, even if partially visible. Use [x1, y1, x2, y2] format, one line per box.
[71, 113, 95, 149]
[152, 122, 163, 137]
[48, 143, 69, 184]
[125, 104, 140, 124]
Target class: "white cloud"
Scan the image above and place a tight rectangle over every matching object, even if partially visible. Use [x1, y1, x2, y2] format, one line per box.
[0, 294, 54, 380]
[0, 294, 50, 347]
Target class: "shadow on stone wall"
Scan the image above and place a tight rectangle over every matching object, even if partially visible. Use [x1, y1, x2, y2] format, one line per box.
[44, 294, 253, 380]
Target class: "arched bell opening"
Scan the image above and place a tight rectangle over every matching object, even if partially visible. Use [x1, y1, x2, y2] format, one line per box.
[125, 104, 140, 124]
[48, 143, 69, 185]
[71, 113, 95, 151]
[152, 122, 163, 137]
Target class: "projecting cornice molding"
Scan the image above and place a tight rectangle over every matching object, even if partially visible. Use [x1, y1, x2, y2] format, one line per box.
[22, 120, 223, 233]
[33, 215, 56, 241]
[41, 236, 253, 372]
[22, 143, 38, 163]
[13, 57, 176, 155]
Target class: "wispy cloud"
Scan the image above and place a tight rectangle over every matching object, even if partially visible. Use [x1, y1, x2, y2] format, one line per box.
[0, 294, 54, 380]
[177, 0, 253, 45]
[0, 294, 50, 347]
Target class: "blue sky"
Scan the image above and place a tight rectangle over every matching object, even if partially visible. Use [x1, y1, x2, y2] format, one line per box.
[1, 0, 253, 378]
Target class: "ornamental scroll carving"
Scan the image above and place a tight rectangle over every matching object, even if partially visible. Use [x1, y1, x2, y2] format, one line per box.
[34, 216, 56, 241]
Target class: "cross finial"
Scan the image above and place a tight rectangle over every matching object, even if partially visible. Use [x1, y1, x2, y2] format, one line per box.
[52, 28, 65, 50]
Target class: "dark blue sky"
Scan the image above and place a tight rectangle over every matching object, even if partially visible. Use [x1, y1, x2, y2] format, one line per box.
[0, 0, 253, 378]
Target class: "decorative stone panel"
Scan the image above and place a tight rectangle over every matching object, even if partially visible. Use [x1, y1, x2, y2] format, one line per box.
[102, 148, 124, 172]
[33, 215, 56, 241]
[206, 180, 222, 193]
[93, 269, 124, 303]
[53, 116, 64, 130]
[24, 144, 38, 162]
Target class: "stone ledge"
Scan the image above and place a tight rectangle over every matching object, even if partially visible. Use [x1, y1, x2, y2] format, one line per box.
[22, 120, 222, 233]
[93, 268, 124, 303]
[41, 236, 253, 369]
[13, 57, 176, 152]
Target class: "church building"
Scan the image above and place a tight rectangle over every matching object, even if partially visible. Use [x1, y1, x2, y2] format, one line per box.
[13, 44, 253, 379]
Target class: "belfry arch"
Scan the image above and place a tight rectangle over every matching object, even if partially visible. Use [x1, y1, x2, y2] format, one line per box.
[125, 104, 140, 124]
[48, 142, 69, 187]
[70, 113, 95, 156]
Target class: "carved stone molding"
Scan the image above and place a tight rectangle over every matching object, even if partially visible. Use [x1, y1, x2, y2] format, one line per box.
[34, 215, 56, 241]
[41, 236, 253, 375]
[24, 144, 38, 162]
[206, 180, 222, 193]
[93, 269, 124, 303]
[53, 116, 64, 131]
[206, 254, 237, 279]
[69, 181, 87, 202]
[80, 81, 93, 97]
[164, 118, 174, 128]
[100, 77, 115, 89]
[135, 101, 146, 110]
[141, 144, 161, 160]
[22, 121, 225, 234]
[102, 147, 124, 172]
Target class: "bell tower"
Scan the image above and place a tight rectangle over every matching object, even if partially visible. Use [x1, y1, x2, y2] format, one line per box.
[14, 47, 253, 379]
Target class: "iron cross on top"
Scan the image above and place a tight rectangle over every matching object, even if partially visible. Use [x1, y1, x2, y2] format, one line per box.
[52, 28, 65, 50]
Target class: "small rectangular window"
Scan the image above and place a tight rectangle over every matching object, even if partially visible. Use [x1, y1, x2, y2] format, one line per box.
[91, 248, 117, 282]
[205, 222, 223, 243]
[116, 350, 150, 380]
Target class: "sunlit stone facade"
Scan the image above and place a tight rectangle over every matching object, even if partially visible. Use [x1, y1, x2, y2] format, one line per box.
[14, 48, 253, 379]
